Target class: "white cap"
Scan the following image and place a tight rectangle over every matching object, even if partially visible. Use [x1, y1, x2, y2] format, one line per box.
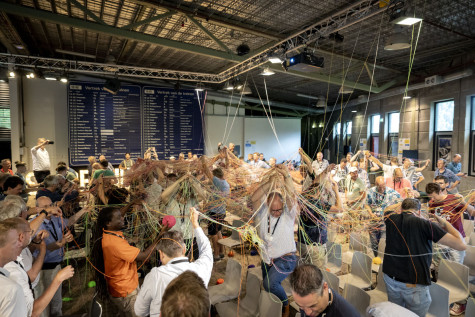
[349, 166, 358, 173]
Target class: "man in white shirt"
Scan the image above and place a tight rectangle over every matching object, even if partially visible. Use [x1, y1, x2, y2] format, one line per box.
[134, 208, 213, 316]
[31, 138, 52, 183]
[250, 166, 297, 317]
[366, 151, 399, 180]
[0, 220, 29, 317]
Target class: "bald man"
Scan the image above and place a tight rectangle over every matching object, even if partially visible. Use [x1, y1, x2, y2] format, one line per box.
[365, 176, 401, 257]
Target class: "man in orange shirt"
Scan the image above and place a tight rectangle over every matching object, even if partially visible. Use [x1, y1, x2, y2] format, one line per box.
[92, 207, 161, 317]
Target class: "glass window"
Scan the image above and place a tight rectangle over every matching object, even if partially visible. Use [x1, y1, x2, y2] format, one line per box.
[388, 112, 400, 134]
[371, 115, 380, 134]
[0, 109, 10, 129]
[335, 122, 341, 135]
[345, 121, 352, 135]
[435, 100, 454, 132]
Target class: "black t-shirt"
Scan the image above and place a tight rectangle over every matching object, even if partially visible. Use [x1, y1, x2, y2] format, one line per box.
[298, 195, 331, 245]
[300, 288, 360, 317]
[383, 211, 446, 285]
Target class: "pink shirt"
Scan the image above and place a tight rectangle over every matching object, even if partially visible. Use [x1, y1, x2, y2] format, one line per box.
[385, 177, 412, 198]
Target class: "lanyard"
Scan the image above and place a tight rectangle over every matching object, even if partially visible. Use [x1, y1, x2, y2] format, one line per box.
[170, 259, 189, 265]
[104, 231, 126, 241]
[14, 260, 34, 296]
[267, 216, 281, 235]
[48, 220, 59, 241]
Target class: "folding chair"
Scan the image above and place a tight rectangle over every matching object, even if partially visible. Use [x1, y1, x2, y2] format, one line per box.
[339, 251, 372, 290]
[88, 292, 102, 317]
[366, 264, 387, 305]
[435, 259, 469, 304]
[215, 272, 261, 317]
[426, 283, 449, 317]
[343, 232, 368, 265]
[343, 283, 370, 317]
[218, 219, 245, 249]
[259, 291, 282, 317]
[325, 242, 342, 274]
[322, 270, 339, 291]
[463, 219, 474, 243]
[463, 245, 475, 276]
[208, 259, 242, 305]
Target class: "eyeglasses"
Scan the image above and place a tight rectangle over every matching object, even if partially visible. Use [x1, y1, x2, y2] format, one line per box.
[270, 208, 283, 213]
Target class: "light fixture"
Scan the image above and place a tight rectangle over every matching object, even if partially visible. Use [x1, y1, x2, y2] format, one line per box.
[8, 71, 15, 78]
[195, 82, 205, 92]
[60, 76, 68, 83]
[26, 71, 35, 79]
[260, 67, 275, 76]
[297, 93, 319, 100]
[403, 95, 412, 100]
[56, 49, 96, 59]
[384, 32, 410, 50]
[241, 85, 252, 95]
[45, 76, 57, 81]
[315, 99, 326, 107]
[268, 53, 283, 64]
[339, 86, 353, 94]
[351, 110, 357, 113]
[103, 55, 119, 72]
[311, 122, 317, 129]
[318, 122, 324, 128]
[392, 16, 422, 25]
[224, 81, 234, 90]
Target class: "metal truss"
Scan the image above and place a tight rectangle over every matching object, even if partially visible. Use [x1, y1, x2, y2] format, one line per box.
[219, 0, 387, 79]
[0, 54, 225, 83]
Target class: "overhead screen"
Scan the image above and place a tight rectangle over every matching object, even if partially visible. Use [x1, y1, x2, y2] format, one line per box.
[68, 82, 204, 166]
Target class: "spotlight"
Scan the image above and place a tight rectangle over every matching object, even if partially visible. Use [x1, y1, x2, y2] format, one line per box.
[60, 76, 68, 83]
[8, 71, 15, 78]
[104, 78, 121, 94]
[26, 71, 35, 79]
[351, 110, 357, 113]
[223, 81, 234, 90]
[236, 44, 250, 56]
[268, 53, 283, 64]
[260, 67, 275, 76]
[241, 85, 252, 95]
[44, 76, 57, 81]
[403, 95, 412, 100]
[392, 16, 422, 25]
[195, 82, 205, 92]
[44, 71, 58, 81]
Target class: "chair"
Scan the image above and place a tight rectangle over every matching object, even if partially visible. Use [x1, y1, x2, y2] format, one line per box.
[372, 238, 386, 273]
[343, 233, 368, 265]
[426, 283, 450, 317]
[218, 219, 245, 249]
[322, 270, 339, 291]
[88, 292, 102, 317]
[435, 259, 469, 304]
[463, 245, 475, 276]
[325, 242, 342, 274]
[466, 297, 475, 317]
[295, 314, 301, 317]
[366, 264, 387, 305]
[343, 283, 370, 317]
[463, 219, 474, 242]
[208, 259, 243, 305]
[215, 272, 261, 317]
[470, 231, 475, 246]
[259, 291, 282, 317]
[339, 251, 372, 290]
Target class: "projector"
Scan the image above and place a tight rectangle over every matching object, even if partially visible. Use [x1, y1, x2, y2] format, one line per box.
[283, 52, 324, 72]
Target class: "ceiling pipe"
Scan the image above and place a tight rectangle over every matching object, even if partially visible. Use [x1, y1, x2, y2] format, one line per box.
[336, 67, 474, 110]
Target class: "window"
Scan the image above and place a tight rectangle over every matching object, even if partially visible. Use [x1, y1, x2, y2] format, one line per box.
[433, 99, 454, 167]
[470, 97, 475, 175]
[388, 112, 399, 157]
[334, 122, 341, 156]
[344, 121, 352, 147]
[370, 115, 380, 155]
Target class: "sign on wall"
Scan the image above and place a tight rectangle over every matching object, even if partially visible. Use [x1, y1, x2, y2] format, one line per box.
[68, 82, 204, 166]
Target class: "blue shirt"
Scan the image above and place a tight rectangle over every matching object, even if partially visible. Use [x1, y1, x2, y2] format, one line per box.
[38, 216, 69, 263]
[366, 187, 401, 217]
[434, 168, 460, 186]
[208, 176, 230, 215]
[446, 162, 461, 175]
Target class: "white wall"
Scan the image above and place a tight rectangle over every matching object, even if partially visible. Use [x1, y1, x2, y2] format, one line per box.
[204, 115, 244, 157]
[244, 117, 301, 163]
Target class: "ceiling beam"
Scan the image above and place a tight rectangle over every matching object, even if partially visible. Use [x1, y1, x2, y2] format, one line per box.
[120, 10, 176, 30]
[187, 15, 233, 55]
[0, 2, 245, 63]
[67, 0, 106, 25]
[0, 12, 30, 55]
[126, 0, 281, 41]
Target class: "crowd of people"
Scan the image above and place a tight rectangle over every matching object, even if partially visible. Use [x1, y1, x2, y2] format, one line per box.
[0, 137, 474, 317]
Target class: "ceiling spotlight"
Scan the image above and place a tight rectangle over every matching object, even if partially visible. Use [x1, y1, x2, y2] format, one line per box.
[260, 67, 275, 76]
[388, 1, 423, 26]
[268, 53, 283, 64]
[45, 76, 57, 81]
[384, 32, 410, 50]
[339, 86, 353, 94]
[403, 95, 412, 100]
[8, 71, 15, 78]
[241, 85, 252, 95]
[26, 71, 35, 79]
[351, 110, 357, 113]
[392, 16, 422, 25]
[224, 81, 234, 90]
[60, 75, 68, 83]
[195, 82, 205, 92]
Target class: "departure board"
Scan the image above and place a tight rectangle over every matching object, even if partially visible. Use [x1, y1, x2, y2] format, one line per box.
[68, 82, 142, 166]
[142, 87, 204, 160]
[68, 82, 205, 166]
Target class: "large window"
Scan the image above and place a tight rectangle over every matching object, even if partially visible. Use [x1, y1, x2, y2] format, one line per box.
[334, 122, 341, 156]
[370, 114, 380, 155]
[344, 121, 352, 148]
[388, 112, 400, 157]
[433, 99, 454, 167]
